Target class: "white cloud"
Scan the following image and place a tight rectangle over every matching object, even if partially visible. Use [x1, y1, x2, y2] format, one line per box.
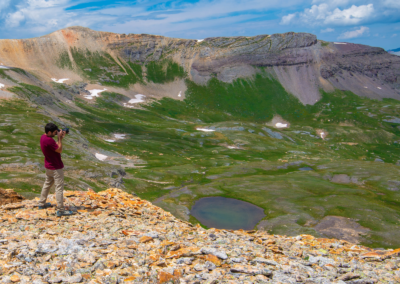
[321, 27, 334, 33]
[1, 0, 114, 37]
[338, 26, 369, 39]
[0, 0, 12, 10]
[102, 0, 304, 37]
[281, 13, 295, 25]
[325, 4, 374, 25]
[6, 11, 25, 27]
[27, 0, 60, 8]
[392, 34, 398, 37]
[383, 0, 400, 9]
[282, 3, 375, 26]
[0, 0, 305, 38]
[312, 0, 349, 5]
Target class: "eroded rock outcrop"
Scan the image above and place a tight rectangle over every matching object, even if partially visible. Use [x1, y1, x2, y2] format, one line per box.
[0, 188, 399, 283]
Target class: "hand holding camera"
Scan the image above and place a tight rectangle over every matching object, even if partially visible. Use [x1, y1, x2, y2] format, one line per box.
[57, 128, 69, 139]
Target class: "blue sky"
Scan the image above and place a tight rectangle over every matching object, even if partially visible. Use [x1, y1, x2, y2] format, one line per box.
[0, 0, 399, 50]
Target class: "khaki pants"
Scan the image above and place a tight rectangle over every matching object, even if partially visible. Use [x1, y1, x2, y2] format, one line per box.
[39, 168, 65, 211]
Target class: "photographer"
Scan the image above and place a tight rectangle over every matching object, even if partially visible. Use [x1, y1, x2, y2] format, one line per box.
[38, 123, 74, 217]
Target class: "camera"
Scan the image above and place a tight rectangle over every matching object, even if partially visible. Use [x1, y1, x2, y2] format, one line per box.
[58, 127, 70, 134]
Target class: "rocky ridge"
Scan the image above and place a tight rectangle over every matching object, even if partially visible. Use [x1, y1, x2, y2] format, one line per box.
[0, 188, 399, 283]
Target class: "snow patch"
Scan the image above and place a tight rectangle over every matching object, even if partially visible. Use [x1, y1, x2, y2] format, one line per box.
[275, 123, 288, 128]
[123, 94, 145, 108]
[197, 39, 204, 42]
[0, 83, 4, 89]
[0, 66, 9, 69]
[84, 88, 107, 100]
[377, 87, 382, 89]
[95, 153, 108, 161]
[128, 94, 145, 104]
[114, 134, 126, 139]
[178, 91, 182, 97]
[196, 128, 215, 132]
[52, 78, 69, 84]
[334, 42, 347, 45]
[104, 134, 125, 142]
[227, 146, 240, 149]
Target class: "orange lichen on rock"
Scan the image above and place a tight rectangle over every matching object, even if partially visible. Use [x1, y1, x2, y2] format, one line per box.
[0, 188, 25, 206]
[0, 188, 398, 283]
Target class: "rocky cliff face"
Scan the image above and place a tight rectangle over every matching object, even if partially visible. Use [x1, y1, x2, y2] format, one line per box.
[0, 188, 399, 283]
[0, 26, 399, 104]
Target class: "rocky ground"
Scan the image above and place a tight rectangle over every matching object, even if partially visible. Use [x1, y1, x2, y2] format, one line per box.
[0, 188, 399, 283]
[0, 189, 24, 206]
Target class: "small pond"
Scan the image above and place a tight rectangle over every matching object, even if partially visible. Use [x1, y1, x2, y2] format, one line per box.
[190, 197, 266, 230]
[299, 167, 313, 171]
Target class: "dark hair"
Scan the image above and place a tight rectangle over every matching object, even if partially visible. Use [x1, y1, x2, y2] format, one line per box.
[45, 123, 58, 134]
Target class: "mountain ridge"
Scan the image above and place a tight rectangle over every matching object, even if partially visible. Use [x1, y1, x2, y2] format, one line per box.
[388, 47, 400, 56]
[0, 26, 399, 104]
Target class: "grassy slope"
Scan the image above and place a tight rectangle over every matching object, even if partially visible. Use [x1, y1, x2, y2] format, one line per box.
[2, 69, 400, 248]
[57, 50, 185, 88]
[62, 48, 144, 88]
[146, 60, 186, 84]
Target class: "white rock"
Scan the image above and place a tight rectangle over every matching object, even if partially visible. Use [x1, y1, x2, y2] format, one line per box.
[201, 247, 227, 259]
[194, 264, 205, 271]
[253, 257, 278, 266]
[231, 257, 246, 263]
[205, 261, 216, 271]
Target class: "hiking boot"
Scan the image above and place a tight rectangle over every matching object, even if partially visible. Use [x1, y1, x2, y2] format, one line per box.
[56, 210, 75, 217]
[38, 203, 52, 210]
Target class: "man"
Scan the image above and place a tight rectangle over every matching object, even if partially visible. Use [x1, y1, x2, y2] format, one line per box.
[38, 123, 74, 216]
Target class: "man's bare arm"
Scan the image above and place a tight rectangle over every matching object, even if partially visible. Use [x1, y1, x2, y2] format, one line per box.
[55, 131, 65, 153]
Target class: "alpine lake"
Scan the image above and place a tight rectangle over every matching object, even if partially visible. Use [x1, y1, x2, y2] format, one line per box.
[190, 197, 266, 230]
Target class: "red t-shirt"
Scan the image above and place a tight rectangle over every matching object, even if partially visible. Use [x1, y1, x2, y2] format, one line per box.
[40, 134, 64, 170]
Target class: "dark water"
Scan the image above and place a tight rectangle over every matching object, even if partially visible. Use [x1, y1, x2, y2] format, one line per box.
[299, 167, 314, 171]
[190, 197, 266, 230]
